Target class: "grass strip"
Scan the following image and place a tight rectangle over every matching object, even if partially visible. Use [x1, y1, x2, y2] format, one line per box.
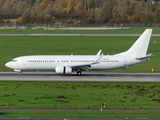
[0, 81, 160, 110]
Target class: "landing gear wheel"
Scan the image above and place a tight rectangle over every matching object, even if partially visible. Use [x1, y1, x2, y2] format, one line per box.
[77, 71, 82, 76]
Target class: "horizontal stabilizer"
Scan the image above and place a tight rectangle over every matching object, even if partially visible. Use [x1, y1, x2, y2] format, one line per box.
[136, 54, 152, 60]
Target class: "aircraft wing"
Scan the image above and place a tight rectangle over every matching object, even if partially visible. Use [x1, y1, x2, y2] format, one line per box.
[68, 54, 103, 71]
[69, 63, 92, 71]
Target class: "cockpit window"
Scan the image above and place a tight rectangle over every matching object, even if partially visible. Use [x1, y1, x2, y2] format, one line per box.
[11, 60, 17, 62]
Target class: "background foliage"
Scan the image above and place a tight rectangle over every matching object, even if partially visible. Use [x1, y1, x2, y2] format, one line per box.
[0, 0, 160, 24]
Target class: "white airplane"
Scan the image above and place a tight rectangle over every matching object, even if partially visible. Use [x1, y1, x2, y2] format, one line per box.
[5, 29, 152, 75]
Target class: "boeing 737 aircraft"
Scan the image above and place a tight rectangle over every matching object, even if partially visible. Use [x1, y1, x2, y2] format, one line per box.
[5, 29, 152, 75]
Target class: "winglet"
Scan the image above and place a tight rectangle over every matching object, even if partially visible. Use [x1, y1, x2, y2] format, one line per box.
[93, 53, 103, 64]
[96, 50, 102, 56]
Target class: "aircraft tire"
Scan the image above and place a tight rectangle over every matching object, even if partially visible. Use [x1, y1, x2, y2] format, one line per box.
[77, 71, 82, 76]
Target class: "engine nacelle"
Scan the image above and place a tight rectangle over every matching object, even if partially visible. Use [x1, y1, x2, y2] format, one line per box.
[55, 66, 72, 74]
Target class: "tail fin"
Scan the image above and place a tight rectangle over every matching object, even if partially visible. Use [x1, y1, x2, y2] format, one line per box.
[116, 29, 152, 57]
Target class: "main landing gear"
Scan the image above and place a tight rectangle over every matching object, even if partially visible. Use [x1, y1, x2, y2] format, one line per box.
[77, 71, 82, 76]
[19, 71, 22, 75]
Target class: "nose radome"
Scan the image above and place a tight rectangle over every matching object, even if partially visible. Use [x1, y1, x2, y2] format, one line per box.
[5, 62, 10, 68]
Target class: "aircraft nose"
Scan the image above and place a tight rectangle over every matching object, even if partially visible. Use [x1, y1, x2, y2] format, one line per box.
[5, 62, 11, 68]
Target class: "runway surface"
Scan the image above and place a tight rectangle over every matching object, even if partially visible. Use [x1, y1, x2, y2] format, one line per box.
[0, 72, 160, 82]
[0, 33, 160, 36]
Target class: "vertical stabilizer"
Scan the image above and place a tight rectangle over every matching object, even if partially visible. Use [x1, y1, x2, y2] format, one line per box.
[116, 29, 152, 57]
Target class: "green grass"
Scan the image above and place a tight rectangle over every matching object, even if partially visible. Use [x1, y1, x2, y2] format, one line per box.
[0, 27, 160, 33]
[0, 81, 160, 117]
[1, 35, 160, 72]
[0, 81, 160, 110]
[0, 111, 160, 117]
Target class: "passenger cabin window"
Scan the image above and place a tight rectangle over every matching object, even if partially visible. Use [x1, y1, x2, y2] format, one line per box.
[27, 60, 55, 62]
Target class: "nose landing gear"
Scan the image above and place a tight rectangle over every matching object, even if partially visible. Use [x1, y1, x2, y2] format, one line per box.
[77, 71, 82, 76]
[19, 71, 22, 75]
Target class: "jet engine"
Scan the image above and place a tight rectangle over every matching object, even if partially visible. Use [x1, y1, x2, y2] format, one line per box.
[55, 66, 72, 74]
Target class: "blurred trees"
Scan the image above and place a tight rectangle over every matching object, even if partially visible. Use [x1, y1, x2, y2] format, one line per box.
[0, 0, 160, 24]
